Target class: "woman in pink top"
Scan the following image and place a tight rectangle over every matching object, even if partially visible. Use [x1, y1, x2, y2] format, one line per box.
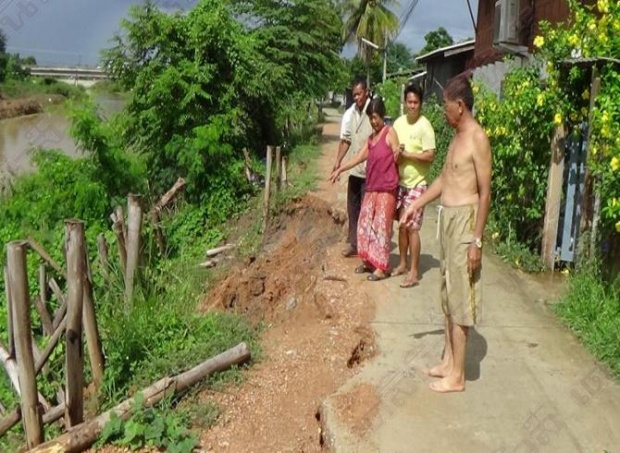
[330, 97, 400, 281]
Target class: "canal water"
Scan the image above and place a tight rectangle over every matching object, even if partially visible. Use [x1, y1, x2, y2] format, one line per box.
[0, 93, 125, 182]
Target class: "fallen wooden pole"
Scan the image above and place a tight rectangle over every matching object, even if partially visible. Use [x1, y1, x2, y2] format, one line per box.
[152, 177, 186, 212]
[29, 342, 251, 453]
[205, 244, 236, 258]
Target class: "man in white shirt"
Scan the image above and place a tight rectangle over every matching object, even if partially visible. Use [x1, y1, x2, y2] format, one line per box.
[333, 79, 372, 257]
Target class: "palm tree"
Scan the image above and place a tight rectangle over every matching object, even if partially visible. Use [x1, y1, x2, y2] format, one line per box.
[341, 0, 400, 64]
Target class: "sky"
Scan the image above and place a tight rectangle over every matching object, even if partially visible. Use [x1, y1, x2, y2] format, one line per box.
[1, 0, 478, 67]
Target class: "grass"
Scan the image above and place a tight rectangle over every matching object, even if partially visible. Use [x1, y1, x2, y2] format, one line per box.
[1, 77, 87, 101]
[554, 267, 620, 377]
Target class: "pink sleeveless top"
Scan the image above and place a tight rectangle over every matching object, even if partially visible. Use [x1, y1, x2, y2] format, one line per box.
[365, 126, 399, 192]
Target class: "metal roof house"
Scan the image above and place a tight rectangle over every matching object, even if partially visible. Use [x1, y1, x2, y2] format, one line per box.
[415, 40, 475, 100]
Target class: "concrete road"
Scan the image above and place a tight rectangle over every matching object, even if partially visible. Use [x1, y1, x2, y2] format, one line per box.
[318, 108, 620, 453]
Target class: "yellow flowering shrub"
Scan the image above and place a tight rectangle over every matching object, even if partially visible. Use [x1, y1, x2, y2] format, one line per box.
[474, 67, 557, 249]
[534, 0, 620, 235]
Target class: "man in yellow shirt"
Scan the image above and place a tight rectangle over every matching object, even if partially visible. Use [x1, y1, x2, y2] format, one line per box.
[393, 84, 436, 288]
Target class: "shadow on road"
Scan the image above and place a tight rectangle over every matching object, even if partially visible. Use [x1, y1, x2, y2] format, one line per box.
[465, 327, 488, 382]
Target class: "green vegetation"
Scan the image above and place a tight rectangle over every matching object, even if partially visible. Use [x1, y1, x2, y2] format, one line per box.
[554, 265, 620, 377]
[0, 0, 338, 449]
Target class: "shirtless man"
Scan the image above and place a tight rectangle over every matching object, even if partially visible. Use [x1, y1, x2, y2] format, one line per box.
[401, 75, 492, 393]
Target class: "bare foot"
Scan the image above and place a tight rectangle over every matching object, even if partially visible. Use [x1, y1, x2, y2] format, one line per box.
[392, 265, 407, 276]
[429, 378, 465, 393]
[423, 364, 450, 378]
[399, 273, 419, 288]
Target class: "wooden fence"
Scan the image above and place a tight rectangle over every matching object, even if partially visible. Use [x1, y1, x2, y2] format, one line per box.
[0, 182, 186, 449]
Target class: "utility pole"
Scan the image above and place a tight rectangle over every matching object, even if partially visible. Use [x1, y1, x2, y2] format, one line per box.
[382, 32, 387, 84]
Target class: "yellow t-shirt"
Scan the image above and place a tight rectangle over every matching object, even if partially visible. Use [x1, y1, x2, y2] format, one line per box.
[393, 114, 436, 188]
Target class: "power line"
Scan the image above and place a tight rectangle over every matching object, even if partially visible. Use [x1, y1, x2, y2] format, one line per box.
[394, 0, 420, 42]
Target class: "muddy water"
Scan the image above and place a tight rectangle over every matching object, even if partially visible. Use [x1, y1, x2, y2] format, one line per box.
[0, 93, 125, 181]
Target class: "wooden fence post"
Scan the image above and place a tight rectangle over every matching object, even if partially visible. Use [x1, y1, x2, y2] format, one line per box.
[125, 195, 143, 304]
[275, 146, 282, 193]
[64, 220, 85, 428]
[262, 146, 273, 235]
[4, 266, 15, 358]
[111, 206, 127, 275]
[82, 247, 104, 390]
[541, 125, 566, 270]
[282, 156, 288, 188]
[96, 233, 110, 284]
[36, 266, 54, 336]
[7, 241, 43, 447]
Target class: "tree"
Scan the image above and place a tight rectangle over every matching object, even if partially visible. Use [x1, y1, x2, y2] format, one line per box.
[386, 41, 414, 75]
[0, 28, 8, 82]
[100, 0, 345, 201]
[341, 0, 400, 63]
[417, 26, 453, 56]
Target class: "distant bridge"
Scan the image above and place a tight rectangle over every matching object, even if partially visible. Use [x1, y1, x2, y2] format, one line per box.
[26, 66, 110, 81]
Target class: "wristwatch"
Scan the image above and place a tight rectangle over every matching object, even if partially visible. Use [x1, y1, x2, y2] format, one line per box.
[472, 237, 483, 249]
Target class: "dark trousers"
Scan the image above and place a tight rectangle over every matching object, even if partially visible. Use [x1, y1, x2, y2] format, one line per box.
[347, 175, 366, 248]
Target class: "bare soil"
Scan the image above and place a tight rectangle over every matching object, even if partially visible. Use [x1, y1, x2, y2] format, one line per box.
[94, 117, 375, 453]
[0, 94, 65, 120]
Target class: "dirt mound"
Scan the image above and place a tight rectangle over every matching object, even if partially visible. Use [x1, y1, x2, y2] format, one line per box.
[198, 194, 379, 452]
[203, 195, 347, 325]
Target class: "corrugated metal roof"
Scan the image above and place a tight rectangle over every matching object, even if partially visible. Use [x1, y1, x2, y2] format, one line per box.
[416, 39, 476, 63]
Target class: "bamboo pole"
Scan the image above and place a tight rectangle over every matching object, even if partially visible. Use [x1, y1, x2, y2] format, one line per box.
[35, 317, 66, 376]
[36, 265, 54, 337]
[4, 266, 15, 358]
[6, 241, 43, 448]
[96, 234, 110, 284]
[0, 403, 65, 438]
[49, 278, 66, 330]
[82, 248, 104, 390]
[30, 342, 251, 453]
[282, 156, 288, 188]
[26, 238, 63, 276]
[0, 344, 51, 411]
[262, 146, 273, 235]
[111, 206, 127, 275]
[125, 194, 143, 304]
[64, 221, 85, 428]
[275, 145, 282, 193]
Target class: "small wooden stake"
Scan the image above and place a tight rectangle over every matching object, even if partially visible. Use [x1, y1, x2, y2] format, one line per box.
[64, 220, 85, 428]
[7, 241, 43, 447]
[4, 266, 15, 358]
[36, 266, 54, 336]
[275, 145, 282, 193]
[112, 206, 127, 275]
[125, 194, 143, 304]
[82, 247, 104, 390]
[96, 233, 110, 284]
[262, 146, 273, 235]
